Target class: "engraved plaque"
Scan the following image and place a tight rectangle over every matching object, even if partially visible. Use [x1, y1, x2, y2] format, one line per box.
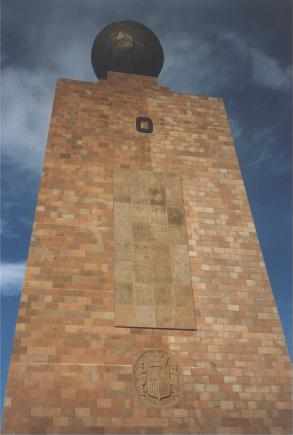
[133, 350, 180, 407]
[113, 169, 195, 329]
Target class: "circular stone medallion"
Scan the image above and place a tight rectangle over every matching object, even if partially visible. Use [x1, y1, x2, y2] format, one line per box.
[133, 350, 180, 407]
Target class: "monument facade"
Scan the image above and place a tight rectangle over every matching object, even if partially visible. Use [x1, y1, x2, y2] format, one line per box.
[3, 21, 292, 434]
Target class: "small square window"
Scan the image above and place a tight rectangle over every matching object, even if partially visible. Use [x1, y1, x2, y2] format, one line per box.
[136, 116, 153, 133]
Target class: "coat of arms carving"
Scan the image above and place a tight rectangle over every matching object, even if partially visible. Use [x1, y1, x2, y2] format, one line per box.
[133, 350, 180, 406]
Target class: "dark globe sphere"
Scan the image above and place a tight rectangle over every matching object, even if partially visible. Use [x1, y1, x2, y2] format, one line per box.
[91, 20, 164, 79]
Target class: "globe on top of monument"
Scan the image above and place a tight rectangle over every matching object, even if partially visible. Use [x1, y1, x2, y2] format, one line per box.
[91, 20, 164, 79]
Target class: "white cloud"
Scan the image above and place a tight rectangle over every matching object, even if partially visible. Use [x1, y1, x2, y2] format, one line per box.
[252, 50, 292, 91]
[2, 67, 54, 173]
[0, 217, 18, 240]
[0, 262, 26, 296]
[160, 31, 252, 95]
[221, 32, 291, 91]
[2, 29, 95, 174]
[247, 147, 273, 169]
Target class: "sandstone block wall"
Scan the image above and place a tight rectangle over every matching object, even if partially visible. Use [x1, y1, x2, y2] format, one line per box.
[3, 72, 292, 434]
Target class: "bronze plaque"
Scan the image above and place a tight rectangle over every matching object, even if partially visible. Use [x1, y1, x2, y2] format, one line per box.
[133, 350, 180, 407]
[113, 169, 195, 329]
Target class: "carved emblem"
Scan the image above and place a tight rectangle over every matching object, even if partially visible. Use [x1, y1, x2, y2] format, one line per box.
[134, 350, 180, 406]
[112, 31, 134, 49]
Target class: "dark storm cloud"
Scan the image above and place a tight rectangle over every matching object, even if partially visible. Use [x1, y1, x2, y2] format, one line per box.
[3, 0, 292, 74]
[3, 0, 291, 99]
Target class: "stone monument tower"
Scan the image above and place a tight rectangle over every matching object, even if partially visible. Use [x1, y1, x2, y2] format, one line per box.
[3, 21, 292, 434]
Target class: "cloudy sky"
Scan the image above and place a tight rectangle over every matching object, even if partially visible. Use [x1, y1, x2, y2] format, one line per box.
[1, 0, 292, 414]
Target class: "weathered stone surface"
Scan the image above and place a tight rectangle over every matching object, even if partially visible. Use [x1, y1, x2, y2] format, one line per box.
[113, 168, 194, 329]
[3, 72, 292, 434]
[133, 350, 180, 407]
